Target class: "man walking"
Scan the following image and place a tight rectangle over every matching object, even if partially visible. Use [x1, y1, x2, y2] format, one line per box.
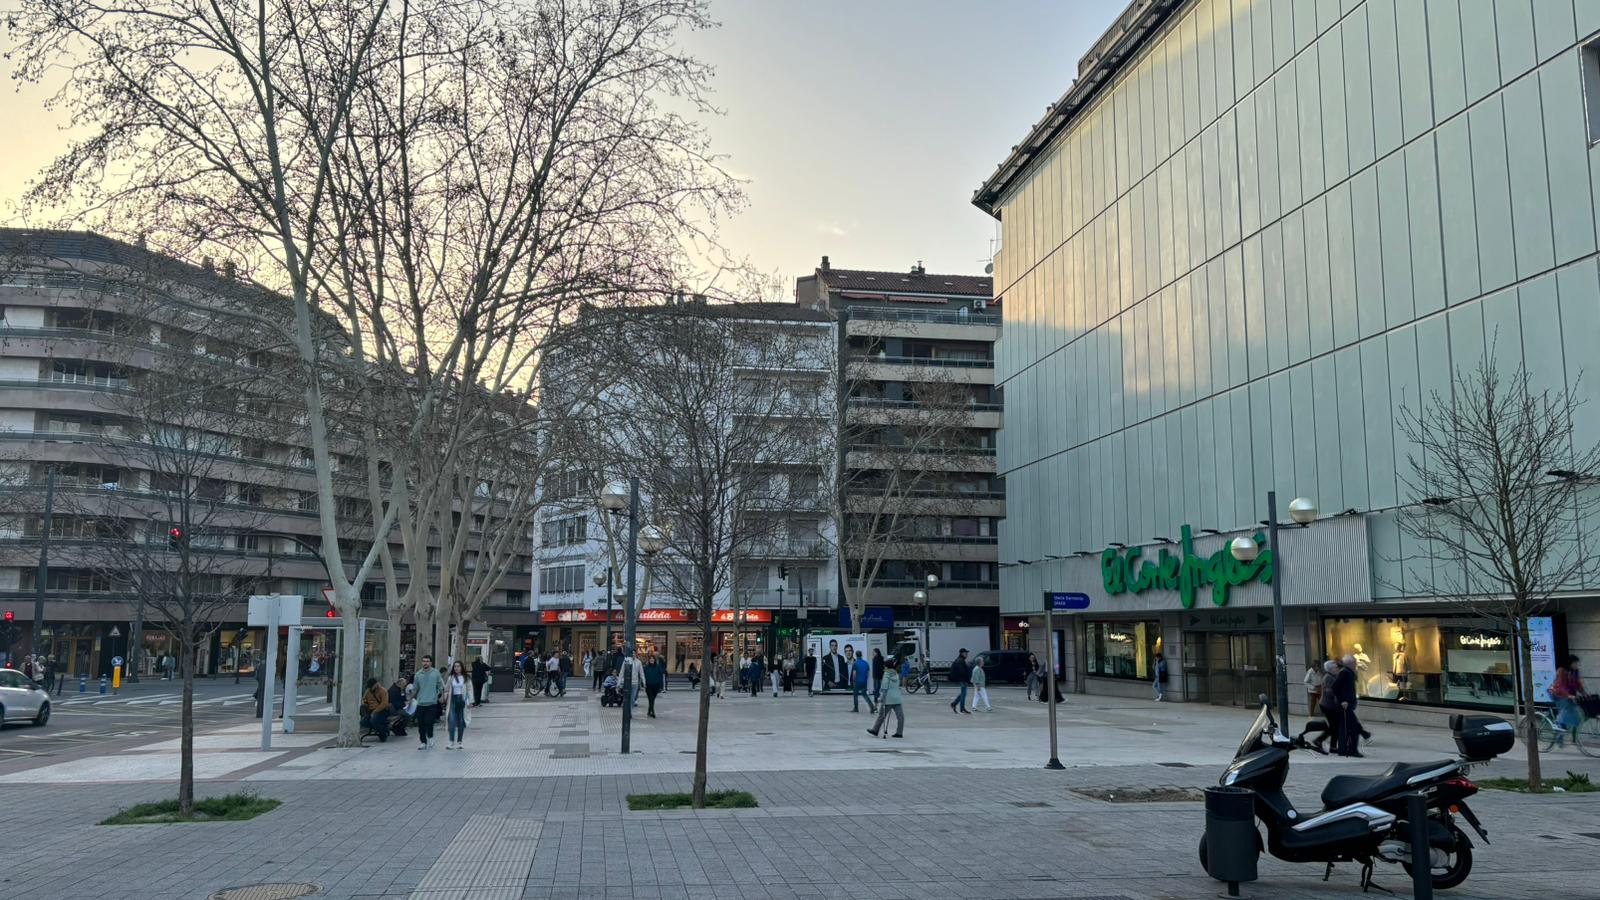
[1334, 654, 1364, 757]
[948, 648, 972, 715]
[470, 656, 490, 707]
[748, 652, 764, 698]
[411, 655, 444, 749]
[850, 648, 875, 715]
[867, 656, 905, 738]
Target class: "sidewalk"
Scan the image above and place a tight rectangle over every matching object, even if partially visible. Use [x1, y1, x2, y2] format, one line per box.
[1, 686, 1596, 899]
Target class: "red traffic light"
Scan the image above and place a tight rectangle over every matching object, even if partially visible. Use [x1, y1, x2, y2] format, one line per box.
[169, 527, 183, 538]
[324, 609, 336, 618]
[2, 611, 12, 622]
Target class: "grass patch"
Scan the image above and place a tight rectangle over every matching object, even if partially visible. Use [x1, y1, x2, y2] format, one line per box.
[626, 790, 757, 810]
[1479, 771, 1598, 794]
[99, 792, 282, 825]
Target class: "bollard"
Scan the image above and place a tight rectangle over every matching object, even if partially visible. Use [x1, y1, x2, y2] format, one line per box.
[1408, 792, 1434, 900]
[111, 666, 121, 693]
[78, 673, 88, 693]
[98, 674, 108, 694]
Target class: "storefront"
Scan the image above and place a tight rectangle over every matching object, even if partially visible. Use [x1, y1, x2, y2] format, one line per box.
[1000, 617, 1029, 650]
[538, 608, 773, 672]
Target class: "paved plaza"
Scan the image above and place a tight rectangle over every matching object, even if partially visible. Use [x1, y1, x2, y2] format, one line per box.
[0, 685, 1597, 900]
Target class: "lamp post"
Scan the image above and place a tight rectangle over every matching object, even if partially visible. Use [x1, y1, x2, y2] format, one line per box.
[599, 479, 667, 755]
[1228, 492, 1317, 730]
[593, 569, 614, 650]
[919, 572, 937, 671]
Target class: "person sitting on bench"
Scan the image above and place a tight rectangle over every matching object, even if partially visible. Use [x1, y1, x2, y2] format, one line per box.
[361, 677, 392, 742]
[386, 676, 412, 737]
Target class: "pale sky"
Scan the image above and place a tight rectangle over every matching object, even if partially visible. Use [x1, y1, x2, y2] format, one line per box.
[0, 0, 1125, 285]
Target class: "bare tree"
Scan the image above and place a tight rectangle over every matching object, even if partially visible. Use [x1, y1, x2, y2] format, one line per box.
[1397, 356, 1600, 792]
[11, 0, 739, 743]
[567, 302, 830, 806]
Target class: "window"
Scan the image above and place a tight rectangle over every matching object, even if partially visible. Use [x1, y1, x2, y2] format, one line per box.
[24, 568, 112, 592]
[503, 590, 527, 607]
[540, 515, 587, 546]
[1320, 615, 1544, 711]
[735, 565, 766, 592]
[1084, 620, 1161, 681]
[238, 484, 264, 506]
[1584, 39, 1600, 145]
[539, 564, 585, 594]
[544, 469, 588, 502]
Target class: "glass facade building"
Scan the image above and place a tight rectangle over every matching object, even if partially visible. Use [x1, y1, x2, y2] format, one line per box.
[975, 0, 1600, 718]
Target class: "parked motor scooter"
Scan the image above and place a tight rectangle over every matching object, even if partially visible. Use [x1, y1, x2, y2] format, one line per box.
[1199, 697, 1513, 892]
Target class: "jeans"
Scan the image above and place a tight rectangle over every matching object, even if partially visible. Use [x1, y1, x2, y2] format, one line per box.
[852, 683, 874, 712]
[950, 683, 969, 712]
[415, 703, 439, 744]
[362, 707, 391, 740]
[1153, 677, 1165, 700]
[870, 703, 904, 736]
[1555, 696, 1581, 733]
[447, 696, 467, 742]
[750, 673, 762, 697]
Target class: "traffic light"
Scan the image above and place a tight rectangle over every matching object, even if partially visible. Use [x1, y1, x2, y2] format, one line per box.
[167, 526, 184, 549]
[2, 611, 11, 622]
[324, 608, 336, 618]
[778, 565, 790, 581]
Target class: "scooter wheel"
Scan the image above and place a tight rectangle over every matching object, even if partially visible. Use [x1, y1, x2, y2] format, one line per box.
[1401, 828, 1472, 891]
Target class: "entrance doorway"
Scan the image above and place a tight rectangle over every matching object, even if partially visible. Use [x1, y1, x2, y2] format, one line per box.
[1185, 630, 1275, 707]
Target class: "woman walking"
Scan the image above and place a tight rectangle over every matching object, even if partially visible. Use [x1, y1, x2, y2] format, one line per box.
[1549, 654, 1588, 748]
[970, 655, 992, 711]
[867, 657, 905, 738]
[445, 660, 472, 750]
[1025, 652, 1041, 701]
[644, 652, 667, 718]
[1313, 659, 1341, 753]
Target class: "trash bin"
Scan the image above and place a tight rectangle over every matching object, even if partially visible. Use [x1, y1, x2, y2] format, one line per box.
[1203, 786, 1258, 887]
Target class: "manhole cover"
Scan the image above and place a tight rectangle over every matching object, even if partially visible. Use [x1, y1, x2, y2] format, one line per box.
[210, 884, 320, 900]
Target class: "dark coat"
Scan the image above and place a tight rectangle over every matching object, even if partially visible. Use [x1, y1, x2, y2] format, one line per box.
[471, 658, 490, 685]
[1332, 667, 1358, 706]
[949, 657, 971, 685]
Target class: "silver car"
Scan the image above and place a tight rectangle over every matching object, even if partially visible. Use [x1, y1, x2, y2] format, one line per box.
[0, 667, 50, 728]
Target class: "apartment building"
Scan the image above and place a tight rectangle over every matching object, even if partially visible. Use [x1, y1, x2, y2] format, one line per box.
[531, 300, 839, 669]
[0, 230, 534, 678]
[794, 259, 1010, 647]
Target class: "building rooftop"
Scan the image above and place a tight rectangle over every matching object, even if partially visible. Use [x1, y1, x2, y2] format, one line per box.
[972, 0, 1183, 216]
[812, 261, 992, 299]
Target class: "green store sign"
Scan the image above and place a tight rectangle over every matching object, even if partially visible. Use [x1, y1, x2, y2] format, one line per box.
[1101, 524, 1272, 609]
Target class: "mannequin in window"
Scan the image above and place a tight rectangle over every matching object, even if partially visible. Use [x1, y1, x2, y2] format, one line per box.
[1391, 640, 1409, 700]
[1351, 642, 1372, 672]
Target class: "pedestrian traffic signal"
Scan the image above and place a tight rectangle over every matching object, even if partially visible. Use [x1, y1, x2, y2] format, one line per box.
[779, 565, 790, 580]
[167, 526, 184, 549]
[324, 608, 336, 618]
[2, 611, 11, 622]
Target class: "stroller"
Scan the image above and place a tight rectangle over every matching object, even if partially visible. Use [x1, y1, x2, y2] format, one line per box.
[600, 674, 623, 707]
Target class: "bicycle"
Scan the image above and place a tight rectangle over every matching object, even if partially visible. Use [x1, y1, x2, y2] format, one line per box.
[903, 667, 939, 695]
[1529, 702, 1600, 757]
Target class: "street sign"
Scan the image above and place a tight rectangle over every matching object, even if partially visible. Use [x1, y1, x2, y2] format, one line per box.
[1045, 592, 1091, 611]
[109, 626, 121, 636]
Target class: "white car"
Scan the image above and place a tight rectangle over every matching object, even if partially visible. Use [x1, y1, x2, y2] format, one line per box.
[0, 668, 50, 728]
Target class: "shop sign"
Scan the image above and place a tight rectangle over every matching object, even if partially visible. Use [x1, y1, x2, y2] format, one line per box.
[1184, 610, 1272, 631]
[1102, 524, 1272, 609]
[1528, 616, 1556, 704]
[711, 609, 771, 623]
[540, 610, 615, 623]
[838, 606, 893, 629]
[1455, 632, 1505, 650]
[636, 609, 692, 623]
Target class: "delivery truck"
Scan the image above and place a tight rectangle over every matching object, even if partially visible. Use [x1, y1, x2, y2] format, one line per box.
[891, 626, 992, 672]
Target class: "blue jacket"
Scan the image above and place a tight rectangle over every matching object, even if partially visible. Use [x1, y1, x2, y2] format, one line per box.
[852, 656, 870, 687]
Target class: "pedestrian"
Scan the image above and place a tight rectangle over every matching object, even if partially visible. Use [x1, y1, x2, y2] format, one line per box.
[870, 649, 886, 704]
[804, 648, 818, 695]
[748, 652, 764, 698]
[411, 654, 444, 749]
[770, 655, 782, 697]
[687, 661, 701, 690]
[253, 653, 267, 718]
[644, 652, 666, 717]
[544, 651, 560, 697]
[970, 655, 992, 711]
[1334, 654, 1364, 757]
[948, 648, 972, 714]
[523, 651, 540, 698]
[387, 676, 411, 736]
[867, 656, 906, 738]
[850, 648, 875, 714]
[737, 653, 750, 693]
[1152, 651, 1167, 701]
[1313, 659, 1340, 753]
[1025, 652, 1041, 700]
[445, 660, 472, 749]
[470, 656, 490, 707]
[626, 652, 645, 709]
[1549, 654, 1588, 748]
[1303, 663, 1322, 717]
[41, 654, 56, 693]
[361, 677, 392, 742]
[591, 649, 604, 690]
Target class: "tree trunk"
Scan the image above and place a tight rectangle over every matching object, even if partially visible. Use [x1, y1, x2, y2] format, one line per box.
[334, 589, 363, 747]
[692, 614, 713, 808]
[179, 633, 196, 817]
[415, 600, 435, 667]
[383, 607, 404, 683]
[1518, 616, 1543, 792]
[434, 606, 452, 667]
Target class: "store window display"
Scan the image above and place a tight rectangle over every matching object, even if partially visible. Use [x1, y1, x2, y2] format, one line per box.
[1323, 616, 1523, 711]
[1085, 620, 1160, 681]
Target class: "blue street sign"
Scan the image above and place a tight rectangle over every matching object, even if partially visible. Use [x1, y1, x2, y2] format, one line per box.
[1046, 592, 1091, 611]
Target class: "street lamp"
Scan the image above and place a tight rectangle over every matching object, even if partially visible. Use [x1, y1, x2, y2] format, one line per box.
[1229, 492, 1317, 731]
[921, 573, 937, 671]
[598, 478, 662, 754]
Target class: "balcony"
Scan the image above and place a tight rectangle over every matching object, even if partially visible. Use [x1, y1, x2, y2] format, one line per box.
[846, 397, 1003, 413]
[848, 354, 993, 369]
[733, 588, 832, 608]
[846, 307, 999, 327]
[744, 538, 829, 559]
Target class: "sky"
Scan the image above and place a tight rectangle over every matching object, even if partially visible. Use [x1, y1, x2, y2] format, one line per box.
[0, 0, 1126, 288]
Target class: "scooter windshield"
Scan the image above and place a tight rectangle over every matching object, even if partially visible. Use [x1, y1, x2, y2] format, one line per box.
[1236, 704, 1272, 759]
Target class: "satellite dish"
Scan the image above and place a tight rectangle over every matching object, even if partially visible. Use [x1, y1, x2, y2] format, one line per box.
[984, 262, 994, 275]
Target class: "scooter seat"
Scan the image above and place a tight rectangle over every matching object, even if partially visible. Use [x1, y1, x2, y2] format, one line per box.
[1320, 759, 1458, 809]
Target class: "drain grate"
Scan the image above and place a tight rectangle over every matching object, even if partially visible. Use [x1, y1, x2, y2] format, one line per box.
[210, 884, 320, 900]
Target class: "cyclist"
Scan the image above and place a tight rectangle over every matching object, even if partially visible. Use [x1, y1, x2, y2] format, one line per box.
[1549, 654, 1588, 748]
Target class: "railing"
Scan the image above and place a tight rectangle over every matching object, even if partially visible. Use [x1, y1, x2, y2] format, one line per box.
[869, 579, 999, 590]
[893, 534, 999, 545]
[744, 539, 829, 558]
[734, 588, 832, 608]
[848, 443, 998, 456]
[847, 307, 1000, 326]
[846, 397, 1003, 412]
[0, 431, 366, 484]
[848, 354, 994, 369]
[846, 488, 1006, 501]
